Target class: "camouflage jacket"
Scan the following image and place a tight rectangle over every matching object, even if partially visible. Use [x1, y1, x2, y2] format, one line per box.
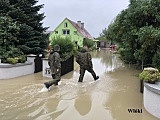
[76, 49, 93, 68]
[48, 51, 61, 74]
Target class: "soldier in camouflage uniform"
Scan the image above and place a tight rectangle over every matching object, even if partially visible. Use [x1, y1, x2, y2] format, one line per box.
[44, 45, 61, 89]
[76, 47, 99, 82]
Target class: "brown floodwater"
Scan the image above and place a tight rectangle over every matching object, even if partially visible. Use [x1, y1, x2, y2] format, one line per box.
[0, 49, 158, 120]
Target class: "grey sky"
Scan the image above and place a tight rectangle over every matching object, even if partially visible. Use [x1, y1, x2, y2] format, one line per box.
[38, 0, 130, 37]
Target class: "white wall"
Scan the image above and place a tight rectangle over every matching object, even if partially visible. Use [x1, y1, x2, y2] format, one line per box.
[42, 58, 52, 78]
[0, 55, 36, 79]
[144, 83, 160, 119]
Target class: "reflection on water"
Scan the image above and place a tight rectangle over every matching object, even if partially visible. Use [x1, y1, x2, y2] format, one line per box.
[75, 93, 91, 116]
[92, 50, 124, 75]
[0, 49, 158, 120]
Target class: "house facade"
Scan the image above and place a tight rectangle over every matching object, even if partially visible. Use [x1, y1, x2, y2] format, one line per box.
[97, 40, 111, 48]
[49, 18, 94, 47]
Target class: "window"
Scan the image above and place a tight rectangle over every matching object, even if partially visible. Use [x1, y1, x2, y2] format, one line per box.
[55, 31, 58, 34]
[74, 31, 77, 35]
[67, 30, 70, 34]
[75, 41, 78, 44]
[62, 30, 70, 35]
[64, 22, 68, 28]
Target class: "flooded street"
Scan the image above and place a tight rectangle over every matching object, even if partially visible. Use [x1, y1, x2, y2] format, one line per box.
[0, 49, 158, 120]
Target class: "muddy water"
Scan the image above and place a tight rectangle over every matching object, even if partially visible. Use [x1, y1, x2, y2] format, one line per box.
[0, 49, 158, 120]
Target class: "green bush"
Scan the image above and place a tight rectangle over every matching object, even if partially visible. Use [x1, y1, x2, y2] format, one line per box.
[83, 38, 94, 49]
[6, 58, 18, 64]
[139, 67, 160, 82]
[18, 55, 26, 63]
[0, 47, 5, 59]
[50, 36, 75, 61]
[1, 47, 24, 62]
[14, 55, 26, 63]
[5, 55, 26, 64]
[119, 48, 136, 63]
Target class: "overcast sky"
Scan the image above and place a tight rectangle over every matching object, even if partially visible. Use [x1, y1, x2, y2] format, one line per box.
[37, 0, 130, 37]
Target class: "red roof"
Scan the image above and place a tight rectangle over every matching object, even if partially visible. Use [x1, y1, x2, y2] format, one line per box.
[67, 18, 94, 39]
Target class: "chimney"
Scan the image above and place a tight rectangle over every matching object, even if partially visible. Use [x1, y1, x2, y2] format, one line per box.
[81, 23, 84, 29]
[77, 21, 81, 28]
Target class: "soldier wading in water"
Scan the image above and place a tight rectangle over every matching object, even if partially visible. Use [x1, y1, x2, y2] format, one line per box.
[44, 45, 61, 89]
[76, 46, 99, 82]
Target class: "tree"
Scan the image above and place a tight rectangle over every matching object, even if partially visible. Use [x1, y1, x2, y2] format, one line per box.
[0, 16, 20, 51]
[103, 0, 160, 69]
[83, 38, 94, 49]
[0, 0, 48, 57]
[50, 36, 74, 61]
[153, 48, 160, 70]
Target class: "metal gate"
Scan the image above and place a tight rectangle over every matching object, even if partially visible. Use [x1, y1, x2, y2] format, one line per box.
[34, 56, 42, 73]
[61, 55, 74, 76]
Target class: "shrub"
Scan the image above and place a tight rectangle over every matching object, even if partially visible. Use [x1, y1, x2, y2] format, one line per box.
[6, 58, 18, 64]
[4, 55, 26, 64]
[83, 38, 94, 49]
[17, 55, 26, 63]
[1, 47, 24, 62]
[14, 55, 26, 63]
[50, 36, 75, 61]
[139, 67, 160, 82]
[119, 48, 136, 63]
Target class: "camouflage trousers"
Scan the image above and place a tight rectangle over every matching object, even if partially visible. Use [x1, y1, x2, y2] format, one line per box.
[78, 67, 97, 82]
[46, 71, 61, 87]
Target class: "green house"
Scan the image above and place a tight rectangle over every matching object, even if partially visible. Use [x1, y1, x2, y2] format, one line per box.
[49, 18, 94, 47]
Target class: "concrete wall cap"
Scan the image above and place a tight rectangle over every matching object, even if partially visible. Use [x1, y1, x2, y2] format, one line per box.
[144, 82, 160, 95]
[0, 62, 32, 68]
[27, 54, 37, 57]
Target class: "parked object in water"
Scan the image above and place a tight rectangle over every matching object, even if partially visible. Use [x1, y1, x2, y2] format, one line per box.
[109, 44, 116, 50]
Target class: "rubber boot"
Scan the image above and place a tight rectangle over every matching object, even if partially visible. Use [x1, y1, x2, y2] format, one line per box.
[94, 76, 99, 81]
[44, 82, 50, 89]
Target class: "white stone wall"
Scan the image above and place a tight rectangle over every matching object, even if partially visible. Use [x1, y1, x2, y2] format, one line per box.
[26, 55, 36, 73]
[143, 83, 160, 119]
[42, 58, 52, 78]
[0, 55, 36, 79]
[0, 63, 33, 79]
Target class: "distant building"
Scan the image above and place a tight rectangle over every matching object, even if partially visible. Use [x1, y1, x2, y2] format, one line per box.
[49, 18, 94, 47]
[97, 40, 111, 48]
